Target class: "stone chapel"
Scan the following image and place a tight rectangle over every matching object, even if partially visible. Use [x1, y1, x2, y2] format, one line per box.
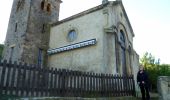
[3, 0, 139, 75]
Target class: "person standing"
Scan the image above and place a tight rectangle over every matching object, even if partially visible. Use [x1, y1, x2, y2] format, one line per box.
[137, 65, 150, 100]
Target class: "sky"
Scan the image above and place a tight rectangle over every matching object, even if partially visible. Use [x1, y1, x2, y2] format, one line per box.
[0, 0, 170, 64]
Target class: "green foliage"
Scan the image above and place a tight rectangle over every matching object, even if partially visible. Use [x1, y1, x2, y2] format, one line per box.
[140, 52, 160, 67]
[140, 52, 170, 92]
[146, 64, 170, 91]
[0, 44, 4, 59]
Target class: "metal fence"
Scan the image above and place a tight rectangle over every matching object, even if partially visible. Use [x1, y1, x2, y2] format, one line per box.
[0, 60, 135, 97]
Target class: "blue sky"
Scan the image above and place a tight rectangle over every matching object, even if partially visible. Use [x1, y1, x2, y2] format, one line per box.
[0, 0, 170, 64]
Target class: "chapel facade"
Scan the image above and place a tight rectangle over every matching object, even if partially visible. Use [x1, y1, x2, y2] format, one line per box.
[3, 0, 139, 75]
[47, 0, 139, 75]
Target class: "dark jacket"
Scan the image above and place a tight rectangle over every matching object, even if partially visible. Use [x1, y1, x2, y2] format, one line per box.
[137, 70, 149, 87]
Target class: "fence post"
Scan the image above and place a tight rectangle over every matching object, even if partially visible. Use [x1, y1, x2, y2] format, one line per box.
[80, 71, 83, 97]
[83, 72, 86, 97]
[92, 72, 96, 97]
[89, 72, 92, 97]
[127, 75, 131, 96]
[111, 74, 114, 96]
[0, 60, 7, 95]
[61, 69, 66, 96]
[108, 74, 112, 96]
[21, 63, 27, 96]
[31, 64, 36, 97]
[49, 67, 53, 96]
[53, 68, 57, 96]
[69, 70, 73, 97]
[95, 73, 99, 96]
[9, 61, 17, 95]
[125, 75, 129, 96]
[132, 75, 136, 97]
[4, 60, 11, 95]
[64, 69, 69, 96]
[101, 73, 105, 97]
[25, 63, 31, 97]
[77, 71, 82, 97]
[116, 74, 120, 96]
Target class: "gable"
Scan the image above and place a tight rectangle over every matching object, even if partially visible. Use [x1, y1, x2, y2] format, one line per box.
[118, 1, 135, 37]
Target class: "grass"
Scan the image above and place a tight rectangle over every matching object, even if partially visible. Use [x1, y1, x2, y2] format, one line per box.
[0, 94, 20, 100]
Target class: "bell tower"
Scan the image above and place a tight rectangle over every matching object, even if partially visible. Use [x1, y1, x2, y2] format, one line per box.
[3, 0, 62, 66]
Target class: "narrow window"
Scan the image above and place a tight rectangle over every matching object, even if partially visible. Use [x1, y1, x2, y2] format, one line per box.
[128, 46, 132, 74]
[115, 35, 119, 73]
[47, 3, 51, 12]
[15, 23, 17, 32]
[9, 47, 14, 61]
[41, 0, 45, 10]
[120, 30, 126, 75]
[16, 0, 21, 11]
[42, 24, 45, 33]
[38, 49, 43, 67]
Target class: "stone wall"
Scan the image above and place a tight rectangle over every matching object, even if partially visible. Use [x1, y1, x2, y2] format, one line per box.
[3, 0, 31, 63]
[3, 0, 61, 66]
[131, 51, 140, 92]
[157, 76, 170, 100]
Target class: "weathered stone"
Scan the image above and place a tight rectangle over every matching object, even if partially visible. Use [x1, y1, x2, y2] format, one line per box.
[157, 76, 170, 100]
[3, 0, 62, 66]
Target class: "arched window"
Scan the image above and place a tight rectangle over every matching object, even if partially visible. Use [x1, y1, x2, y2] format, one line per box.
[41, 0, 45, 10]
[115, 35, 119, 73]
[38, 48, 43, 67]
[47, 3, 51, 12]
[120, 30, 126, 75]
[120, 30, 125, 47]
[128, 46, 132, 74]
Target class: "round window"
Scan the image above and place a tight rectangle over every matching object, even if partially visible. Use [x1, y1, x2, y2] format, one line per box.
[67, 30, 77, 42]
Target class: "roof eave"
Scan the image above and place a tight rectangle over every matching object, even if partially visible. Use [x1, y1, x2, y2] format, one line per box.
[51, 3, 109, 27]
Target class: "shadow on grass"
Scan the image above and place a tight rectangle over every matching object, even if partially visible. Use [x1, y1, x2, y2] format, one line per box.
[0, 94, 20, 100]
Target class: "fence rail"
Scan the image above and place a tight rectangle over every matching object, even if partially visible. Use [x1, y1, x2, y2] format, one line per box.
[0, 60, 135, 97]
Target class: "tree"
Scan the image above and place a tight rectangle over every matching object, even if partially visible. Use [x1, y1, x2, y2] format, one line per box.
[140, 52, 157, 69]
[139, 52, 170, 92]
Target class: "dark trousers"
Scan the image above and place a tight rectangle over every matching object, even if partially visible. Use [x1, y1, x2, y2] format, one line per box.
[140, 85, 150, 100]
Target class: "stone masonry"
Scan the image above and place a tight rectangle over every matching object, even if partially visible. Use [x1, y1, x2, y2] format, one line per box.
[3, 0, 62, 66]
[157, 76, 170, 100]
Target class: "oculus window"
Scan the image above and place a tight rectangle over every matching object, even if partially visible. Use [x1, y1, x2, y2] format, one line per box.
[67, 30, 77, 42]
